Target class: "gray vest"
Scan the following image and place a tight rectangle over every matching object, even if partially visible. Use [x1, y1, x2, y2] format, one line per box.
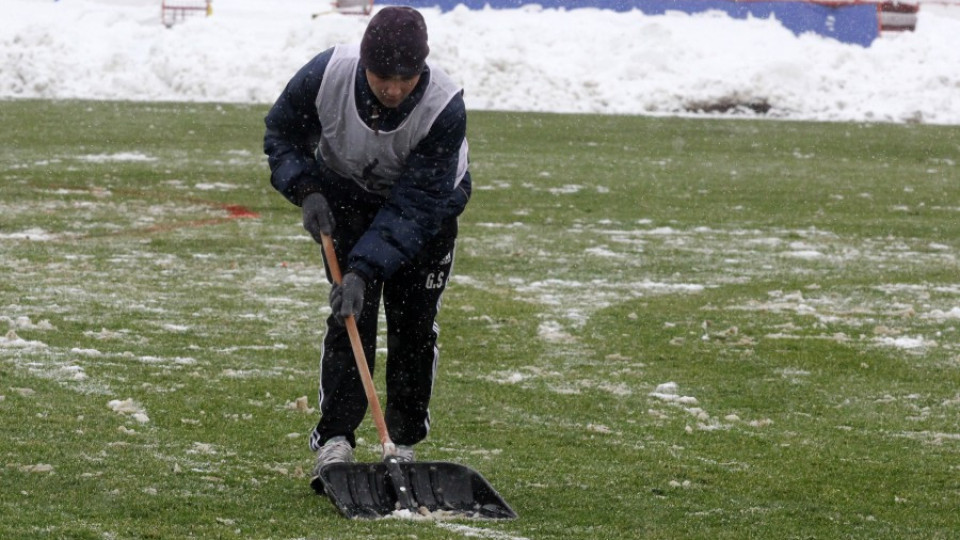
[316, 44, 468, 196]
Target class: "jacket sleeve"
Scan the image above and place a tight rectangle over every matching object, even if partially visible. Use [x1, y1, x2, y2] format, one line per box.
[348, 91, 472, 281]
[263, 49, 333, 206]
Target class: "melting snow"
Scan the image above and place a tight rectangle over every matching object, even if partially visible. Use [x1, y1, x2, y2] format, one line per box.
[108, 398, 150, 423]
[77, 152, 157, 162]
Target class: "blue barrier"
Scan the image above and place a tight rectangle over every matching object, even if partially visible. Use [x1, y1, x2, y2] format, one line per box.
[389, 0, 881, 46]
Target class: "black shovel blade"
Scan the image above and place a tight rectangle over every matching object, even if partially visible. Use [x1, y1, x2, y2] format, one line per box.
[312, 461, 517, 520]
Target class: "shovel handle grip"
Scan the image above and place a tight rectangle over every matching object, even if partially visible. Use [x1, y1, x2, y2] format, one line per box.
[320, 234, 394, 452]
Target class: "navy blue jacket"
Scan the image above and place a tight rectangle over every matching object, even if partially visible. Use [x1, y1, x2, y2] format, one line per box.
[264, 48, 471, 281]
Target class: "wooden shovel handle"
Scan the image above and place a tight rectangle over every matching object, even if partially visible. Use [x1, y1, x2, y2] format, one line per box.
[320, 234, 395, 454]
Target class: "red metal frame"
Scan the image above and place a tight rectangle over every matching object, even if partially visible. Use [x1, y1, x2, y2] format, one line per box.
[876, 1, 920, 32]
[161, 0, 211, 27]
[332, 0, 374, 15]
[736, 0, 920, 33]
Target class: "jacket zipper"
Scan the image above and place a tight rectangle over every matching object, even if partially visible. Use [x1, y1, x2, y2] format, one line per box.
[370, 105, 381, 135]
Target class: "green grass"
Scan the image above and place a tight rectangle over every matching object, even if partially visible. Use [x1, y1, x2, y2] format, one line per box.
[1, 99, 959, 539]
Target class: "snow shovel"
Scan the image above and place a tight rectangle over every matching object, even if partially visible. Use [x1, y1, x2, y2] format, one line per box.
[311, 234, 517, 520]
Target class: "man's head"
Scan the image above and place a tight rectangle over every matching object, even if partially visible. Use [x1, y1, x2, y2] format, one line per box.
[360, 7, 429, 79]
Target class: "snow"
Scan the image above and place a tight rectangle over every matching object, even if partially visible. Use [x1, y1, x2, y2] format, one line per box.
[1, 316, 55, 330]
[108, 397, 151, 423]
[925, 307, 960, 320]
[649, 381, 699, 404]
[435, 522, 531, 539]
[0, 228, 59, 241]
[76, 152, 158, 163]
[1, 329, 48, 349]
[19, 463, 55, 473]
[2, 0, 959, 123]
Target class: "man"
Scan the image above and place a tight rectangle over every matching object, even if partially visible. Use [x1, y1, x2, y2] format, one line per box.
[263, 7, 470, 477]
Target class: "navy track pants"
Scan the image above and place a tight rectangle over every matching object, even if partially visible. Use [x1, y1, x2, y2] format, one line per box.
[309, 217, 458, 450]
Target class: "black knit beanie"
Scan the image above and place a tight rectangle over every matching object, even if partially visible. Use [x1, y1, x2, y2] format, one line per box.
[360, 7, 429, 77]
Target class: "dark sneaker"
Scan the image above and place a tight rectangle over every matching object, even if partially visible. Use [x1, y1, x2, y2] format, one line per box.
[313, 436, 354, 477]
[394, 444, 415, 463]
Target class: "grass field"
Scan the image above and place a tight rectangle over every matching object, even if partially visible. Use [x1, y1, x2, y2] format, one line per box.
[1, 99, 959, 539]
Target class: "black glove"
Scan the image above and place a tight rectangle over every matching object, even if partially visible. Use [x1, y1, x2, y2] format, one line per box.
[329, 272, 365, 323]
[301, 193, 335, 243]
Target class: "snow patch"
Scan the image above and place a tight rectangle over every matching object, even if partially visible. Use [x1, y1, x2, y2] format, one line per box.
[0, 228, 58, 241]
[924, 307, 960, 320]
[0, 330, 47, 349]
[873, 335, 936, 350]
[2, 316, 55, 330]
[108, 398, 150, 423]
[650, 382, 699, 405]
[77, 152, 156, 163]
[19, 463, 54, 473]
[194, 182, 237, 191]
[437, 522, 530, 538]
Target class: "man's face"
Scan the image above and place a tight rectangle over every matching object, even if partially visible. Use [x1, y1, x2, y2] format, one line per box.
[365, 70, 421, 109]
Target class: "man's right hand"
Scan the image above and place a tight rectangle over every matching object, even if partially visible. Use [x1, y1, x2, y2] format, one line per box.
[302, 193, 335, 243]
[329, 272, 365, 324]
